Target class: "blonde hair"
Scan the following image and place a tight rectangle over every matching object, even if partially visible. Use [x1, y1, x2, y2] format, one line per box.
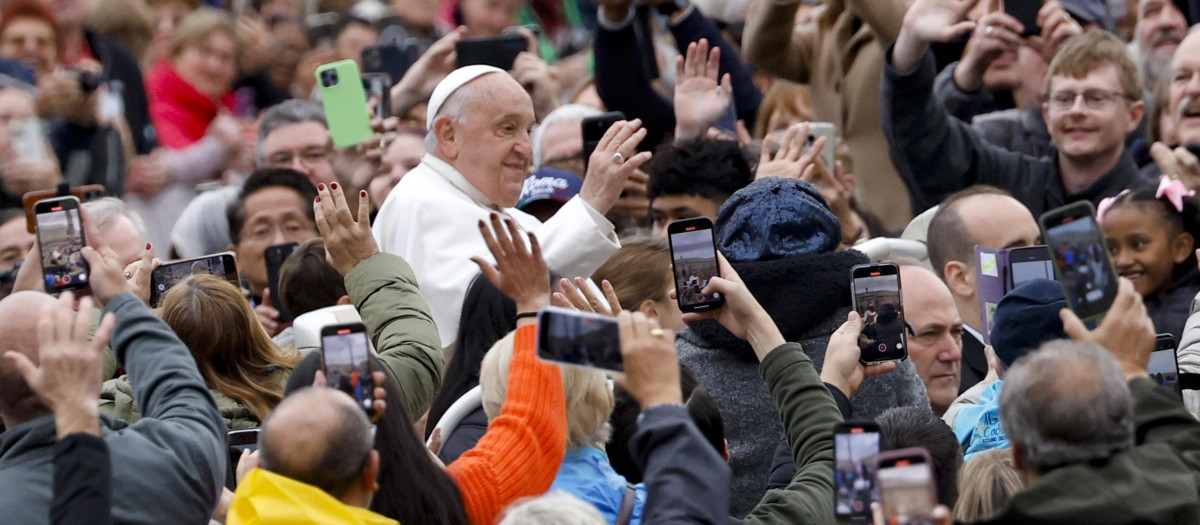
[480, 331, 614, 449]
[169, 8, 237, 60]
[593, 236, 671, 311]
[753, 80, 813, 139]
[159, 274, 301, 422]
[953, 448, 1025, 522]
[1045, 29, 1142, 98]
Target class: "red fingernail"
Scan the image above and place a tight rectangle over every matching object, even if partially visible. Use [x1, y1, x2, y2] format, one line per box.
[316, 195, 321, 202]
[331, 182, 339, 190]
[146, 243, 152, 250]
[361, 190, 367, 197]
[318, 183, 325, 191]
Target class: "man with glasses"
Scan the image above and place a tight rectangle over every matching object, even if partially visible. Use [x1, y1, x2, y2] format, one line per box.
[882, 0, 1153, 217]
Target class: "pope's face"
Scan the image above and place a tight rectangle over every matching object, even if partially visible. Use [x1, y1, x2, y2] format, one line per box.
[450, 74, 536, 208]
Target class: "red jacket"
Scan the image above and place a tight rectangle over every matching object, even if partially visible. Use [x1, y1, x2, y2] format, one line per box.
[144, 61, 235, 149]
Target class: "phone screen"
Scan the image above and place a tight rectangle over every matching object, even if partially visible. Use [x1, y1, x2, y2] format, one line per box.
[853, 264, 906, 363]
[362, 73, 391, 118]
[536, 306, 623, 371]
[835, 427, 880, 519]
[35, 199, 88, 292]
[669, 220, 723, 312]
[322, 325, 376, 413]
[151, 254, 237, 307]
[877, 458, 936, 525]
[1042, 209, 1117, 320]
[1150, 334, 1180, 395]
[1010, 259, 1055, 289]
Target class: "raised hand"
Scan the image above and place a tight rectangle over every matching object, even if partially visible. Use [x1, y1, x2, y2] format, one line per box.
[470, 213, 551, 316]
[820, 312, 897, 398]
[615, 311, 682, 408]
[1030, 0, 1082, 63]
[552, 276, 623, 316]
[122, 243, 161, 305]
[392, 27, 468, 118]
[679, 252, 786, 360]
[1060, 278, 1156, 379]
[894, 0, 981, 73]
[314, 182, 379, 275]
[1151, 143, 1200, 192]
[953, 0, 1024, 92]
[581, 119, 653, 215]
[674, 39, 733, 142]
[755, 122, 827, 181]
[78, 208, 136, 307]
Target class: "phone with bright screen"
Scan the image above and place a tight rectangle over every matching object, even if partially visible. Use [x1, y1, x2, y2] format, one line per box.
[1008, 245, 1056, 289]
[875, 448, 937, 525]
[150, 252, 239, 307]
[321, 322, 376, 415]
[667, 217, 724, 313]
[536, 306, 622, 372]
[851, 263, 906, 363]
[34, 196, 89, 293]
[1039, 202, 1119, 321]
[834, 421, 881, 521]
[1150, 333, 1181, 396]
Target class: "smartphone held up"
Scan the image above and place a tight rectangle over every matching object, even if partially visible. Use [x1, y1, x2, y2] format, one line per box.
[851, 263, 906, 364]
[321, 322, 377, 416]
[34, 196, 89, 293]
[668, 217, 724, 313]
[1039, 202, 1119, 321]
[536, 306, 623, 372]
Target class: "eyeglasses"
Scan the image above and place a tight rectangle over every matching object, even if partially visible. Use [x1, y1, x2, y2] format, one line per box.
[241, 219, 316, 243]
[266, 147, 333, 169]
[1046, 89, 1136, 111]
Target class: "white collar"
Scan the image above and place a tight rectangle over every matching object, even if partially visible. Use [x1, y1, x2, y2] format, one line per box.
[422, 154, 500, 211]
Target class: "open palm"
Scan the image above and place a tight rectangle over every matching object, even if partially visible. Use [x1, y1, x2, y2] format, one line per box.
[674, 39, 732, 140]
[904, 0, 980, 43]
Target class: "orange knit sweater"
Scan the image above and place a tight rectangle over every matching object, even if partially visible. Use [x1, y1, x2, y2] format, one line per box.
[446, 324, 567, 525]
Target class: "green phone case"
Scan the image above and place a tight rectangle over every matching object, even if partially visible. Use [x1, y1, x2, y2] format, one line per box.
[315, 60, 373, 149]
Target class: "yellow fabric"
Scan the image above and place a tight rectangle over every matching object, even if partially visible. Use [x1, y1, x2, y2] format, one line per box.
[229, 469, 399, 525]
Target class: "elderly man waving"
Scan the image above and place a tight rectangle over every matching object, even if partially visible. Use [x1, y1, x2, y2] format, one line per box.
[373, 65, 651, 347]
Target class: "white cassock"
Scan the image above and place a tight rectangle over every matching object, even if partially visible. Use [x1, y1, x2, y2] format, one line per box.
[373, 154, 621, 347]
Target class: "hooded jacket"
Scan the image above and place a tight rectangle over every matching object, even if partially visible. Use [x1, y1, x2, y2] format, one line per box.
[1145, 266, 1200, 344]
[229, 469, 398, 525]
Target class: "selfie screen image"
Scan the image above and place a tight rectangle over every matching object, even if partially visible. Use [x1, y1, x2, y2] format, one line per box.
[854, 275, 903, 358]
[878, 463, 934, 525]
[1148, 350, 1180, 394]
[1047, 217, 1111, 307]
[156, 258, 227, 293]
[322, 332, 374, 411]
[543, 314, 621, 370]
[672, 229, 720, 307]
[835, 432, 878, 516]
[37, 209, 87, 289]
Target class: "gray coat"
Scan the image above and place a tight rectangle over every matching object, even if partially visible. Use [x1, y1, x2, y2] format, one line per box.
[0, 293, 226, 525]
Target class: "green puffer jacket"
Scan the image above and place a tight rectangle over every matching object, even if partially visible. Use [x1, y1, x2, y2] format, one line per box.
[100, 366, 297, 430]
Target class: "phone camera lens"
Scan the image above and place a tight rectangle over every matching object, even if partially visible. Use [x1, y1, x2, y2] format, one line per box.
[320, 69, 339, 87]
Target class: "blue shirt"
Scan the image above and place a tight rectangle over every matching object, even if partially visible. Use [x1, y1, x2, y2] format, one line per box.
[953, 380, 1010, 461]
[549, 447, 646, 525]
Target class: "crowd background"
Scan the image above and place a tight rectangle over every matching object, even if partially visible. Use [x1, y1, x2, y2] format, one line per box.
[0, 0, 1199, 522]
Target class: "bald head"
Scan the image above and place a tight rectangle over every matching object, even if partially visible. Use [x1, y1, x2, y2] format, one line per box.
[899, 264, 963, 415]
[259, 388, 374, 501]
[0, 292, 59, 427]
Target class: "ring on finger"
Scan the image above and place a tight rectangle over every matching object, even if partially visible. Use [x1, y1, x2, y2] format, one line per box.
[124, 271, 132, 279]
[649, 328, 665, 337]
[612, 152, 625, 165]
[985, 25, 994, 35]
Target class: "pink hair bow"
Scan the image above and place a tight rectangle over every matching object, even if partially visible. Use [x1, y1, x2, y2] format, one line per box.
[1156, 176, 1196, 213]
[1097, 189, 1129, 226]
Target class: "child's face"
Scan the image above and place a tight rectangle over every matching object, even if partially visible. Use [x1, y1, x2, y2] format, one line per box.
[1103, 204, 1195, 296]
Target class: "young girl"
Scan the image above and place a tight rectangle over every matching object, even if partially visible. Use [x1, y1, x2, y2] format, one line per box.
[1098, 176, 1200, 342]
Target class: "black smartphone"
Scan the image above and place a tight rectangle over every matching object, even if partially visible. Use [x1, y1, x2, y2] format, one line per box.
[456, 34, 526, 70]
[581, 111, 625, 171]
[1004, 0, 1043, 36]
[34, 196, 89, 293]
[851, 263, 907, 363]
[321, 322, 377, 415]
[264, 242, 299, 322]
[361, 72, 392, 118]
[1039, 202, 1119, 322]
[227, 428, 260, 485]
[362, 42, 419, 88]
[150, 252, 239, 307]
[834, 421, 881, 521]
[875, 448, 937, 525]
[1008, 245, 1056, 289]
[536, 306, 623, 372]
[1150, 333, 1181, 396]
[667, 217, 725, 313]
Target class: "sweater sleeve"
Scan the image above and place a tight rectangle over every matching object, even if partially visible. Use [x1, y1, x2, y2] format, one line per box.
[445, 325, 567, 525]
[742, 343, 840, 525]
[52, 434, 112, 525]
[345, 253, 446, 422]
[630, 404, 731, 524]
[593, 12, 676, 148]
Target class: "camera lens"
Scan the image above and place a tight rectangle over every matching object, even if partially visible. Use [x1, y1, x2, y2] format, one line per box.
[321, 69, 339, 87]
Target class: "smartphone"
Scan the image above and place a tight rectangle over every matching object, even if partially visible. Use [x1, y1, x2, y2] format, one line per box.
[667, 217, 725, 313]
[227, 428, 260, 484]
[834, 421, 881, 521]
[22, 184, 106, 234]
[321, 322, 377, 414]
[1008, 245, 1056, 289]
[361, 72, 392, 118]
[851, 263, 907, 363]
[1150, 333, 1181, 396]
[10, 118, 45, 163]
[264, 242, 299, 322]
[1039, 202, 1119, 322]
[875, 448, 937, 525]
[316, 60, 374, 148]
[362, 42, 418, 88]
[456, 34, 526, 70]
[581, 111, 625, 171]
[150, 252, 239, 307]
[1004, 0, 1043, 36]
[804, 122, 837, 173]
[34, 196, 89, 293]
[536, 306, 623, 372]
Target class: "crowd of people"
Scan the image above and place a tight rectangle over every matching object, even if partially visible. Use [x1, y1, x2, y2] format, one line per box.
[0, 0, 1199, 522]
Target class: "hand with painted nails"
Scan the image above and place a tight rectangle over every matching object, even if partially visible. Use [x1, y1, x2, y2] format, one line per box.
[314, 182, 379, 275]
[471, 213, 551, 319]
[77, 209, 136, 308]
[581, 119, 653, 215]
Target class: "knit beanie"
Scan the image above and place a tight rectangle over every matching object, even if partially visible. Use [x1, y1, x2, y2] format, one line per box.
[990, 278, 1068, 367]
[715, 178, 840, 263]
